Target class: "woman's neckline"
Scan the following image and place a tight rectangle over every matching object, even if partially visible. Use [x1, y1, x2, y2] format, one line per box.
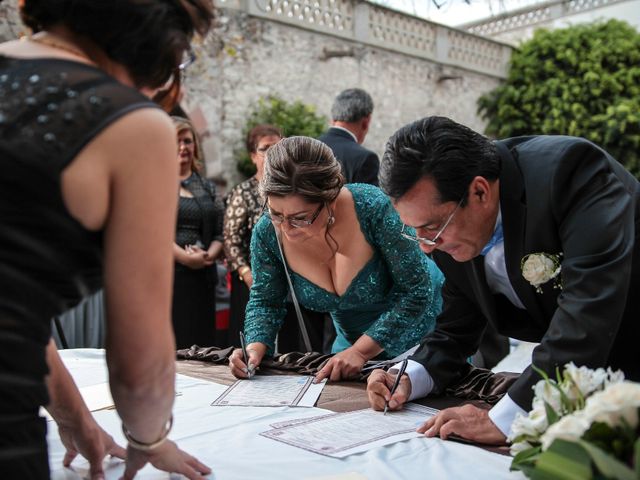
[0, 53, 100, 68]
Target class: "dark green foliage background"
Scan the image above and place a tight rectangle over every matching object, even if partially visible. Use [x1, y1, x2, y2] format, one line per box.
[478, 20, 640, 178]
[236, 95, 327, 178]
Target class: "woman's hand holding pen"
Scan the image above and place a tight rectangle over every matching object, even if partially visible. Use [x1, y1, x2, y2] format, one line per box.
[366, 367, 412, 412]
[229, 342, 266, 379]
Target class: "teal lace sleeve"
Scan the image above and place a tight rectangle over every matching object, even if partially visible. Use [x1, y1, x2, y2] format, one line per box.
[244, 215, 289, 354]
[349, 184, 443, 357]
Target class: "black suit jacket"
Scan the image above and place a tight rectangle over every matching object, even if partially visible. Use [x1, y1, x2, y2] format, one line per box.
[411, 136, 640, 410]
[319, 127, 380, 185]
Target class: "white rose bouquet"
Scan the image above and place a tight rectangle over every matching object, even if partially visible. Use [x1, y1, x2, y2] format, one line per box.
[509, 363, 640, 479]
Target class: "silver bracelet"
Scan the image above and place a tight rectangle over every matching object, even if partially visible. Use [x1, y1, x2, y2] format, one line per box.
[122, 415, 173, 452]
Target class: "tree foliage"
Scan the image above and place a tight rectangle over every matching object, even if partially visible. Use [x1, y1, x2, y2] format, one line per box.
[478, 20, 640, 178]
[236, 95, 327, 177]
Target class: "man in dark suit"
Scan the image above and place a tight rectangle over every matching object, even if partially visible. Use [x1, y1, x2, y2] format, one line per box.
[367, 116, 640, 445]
[319, 88, 379, 185]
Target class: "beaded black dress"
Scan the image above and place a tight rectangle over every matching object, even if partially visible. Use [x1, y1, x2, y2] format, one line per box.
[0, 56, 158, 478]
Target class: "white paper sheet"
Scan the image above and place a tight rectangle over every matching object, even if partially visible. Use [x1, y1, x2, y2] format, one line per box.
[41, 382, 115, 422]
[261, 403, 438, 458]
[211, 375, 327, 407]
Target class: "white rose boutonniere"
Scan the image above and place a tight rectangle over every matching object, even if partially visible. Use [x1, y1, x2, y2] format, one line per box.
[521, 252, 562, 293]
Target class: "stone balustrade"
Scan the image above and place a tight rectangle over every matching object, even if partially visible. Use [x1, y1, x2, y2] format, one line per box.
[217, 0, 512, 78]
[463, 0, 630, 37]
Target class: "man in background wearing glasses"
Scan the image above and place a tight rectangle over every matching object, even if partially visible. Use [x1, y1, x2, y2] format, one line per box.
[367, 116, 640, 446]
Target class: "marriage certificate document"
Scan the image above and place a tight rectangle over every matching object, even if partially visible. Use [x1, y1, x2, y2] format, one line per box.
[261, 403, 438, 457]
[211, 375, 326, 407]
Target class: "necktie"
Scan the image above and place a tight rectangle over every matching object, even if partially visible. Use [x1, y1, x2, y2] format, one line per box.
[481, 223, 504, 256]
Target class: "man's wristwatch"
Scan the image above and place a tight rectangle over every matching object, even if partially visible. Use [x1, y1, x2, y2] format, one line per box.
[238, 265, 251, 282]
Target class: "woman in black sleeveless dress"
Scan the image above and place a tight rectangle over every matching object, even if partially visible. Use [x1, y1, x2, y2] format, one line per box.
[0, 1, 214, 478]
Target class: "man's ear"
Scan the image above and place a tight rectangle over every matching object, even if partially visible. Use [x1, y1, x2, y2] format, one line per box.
[361, 114, 371, 133]
[468, 176, 492, 205]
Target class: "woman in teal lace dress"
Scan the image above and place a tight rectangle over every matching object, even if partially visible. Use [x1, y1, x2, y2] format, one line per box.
[229, 137, 444, 381]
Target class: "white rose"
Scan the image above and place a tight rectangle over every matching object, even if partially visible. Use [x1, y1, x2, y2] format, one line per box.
[540, 413, 590, 450]
[581, 381, 640, 428]
[605, 368, 626, 386]
[522, 254, 556, 287]
[510, 412, 541, 442]
[563, 363, 608, 401]
[533, 380, 563, 414]
[510, 439, 534, 456]
[526, 404, 549, 433]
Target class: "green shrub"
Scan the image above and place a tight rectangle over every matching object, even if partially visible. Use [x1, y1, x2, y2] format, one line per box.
[236, 95, 328, 177]
[478, 20, 640, 179]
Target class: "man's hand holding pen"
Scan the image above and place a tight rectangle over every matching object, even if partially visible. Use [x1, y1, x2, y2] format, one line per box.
[366, 361, 412, 413]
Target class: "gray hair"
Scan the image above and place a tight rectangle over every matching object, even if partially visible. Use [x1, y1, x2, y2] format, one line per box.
[331, 88, 374, 123]
[261, 137, 344, 204]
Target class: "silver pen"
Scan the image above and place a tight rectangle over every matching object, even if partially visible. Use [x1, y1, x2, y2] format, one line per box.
[239, 331, 254, 378]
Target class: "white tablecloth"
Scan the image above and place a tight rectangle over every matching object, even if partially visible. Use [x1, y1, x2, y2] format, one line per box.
[48, 349, 523, 480]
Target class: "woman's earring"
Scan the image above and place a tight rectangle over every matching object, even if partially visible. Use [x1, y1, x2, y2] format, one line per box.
[327, 215, 335, 225]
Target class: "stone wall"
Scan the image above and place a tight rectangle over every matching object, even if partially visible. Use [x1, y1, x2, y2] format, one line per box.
[0, 0, 510, 188]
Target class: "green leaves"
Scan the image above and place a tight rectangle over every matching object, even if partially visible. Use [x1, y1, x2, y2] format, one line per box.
[236, 95, 327, 177]
[577, 440, 636, 480]
[634, 438, 640, 478]
[477, 19, 640, 179]
[534, 440, 592, 480]
[513, 438, 636, 480]
[511, 445, 543, 476]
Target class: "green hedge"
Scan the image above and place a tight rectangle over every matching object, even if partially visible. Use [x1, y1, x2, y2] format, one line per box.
[478, 19, 640, 179]
[236, 95, 327, 177]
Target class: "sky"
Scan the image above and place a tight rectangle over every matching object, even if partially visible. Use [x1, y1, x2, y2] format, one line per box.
[375, 0, 547, 26]
[374, 0, 640, 29]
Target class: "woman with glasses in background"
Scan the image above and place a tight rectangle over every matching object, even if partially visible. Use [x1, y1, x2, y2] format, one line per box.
[224, 125, 327, 352]
[229, 137, 444, 382]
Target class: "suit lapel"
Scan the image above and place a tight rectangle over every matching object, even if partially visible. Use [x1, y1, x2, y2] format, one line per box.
[468, 256, 496, 321]
[496, 141, 546, 323]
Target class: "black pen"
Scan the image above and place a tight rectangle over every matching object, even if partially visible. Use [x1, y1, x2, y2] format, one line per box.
[383, 358, 408, 415]
[239, 331, 253, 378]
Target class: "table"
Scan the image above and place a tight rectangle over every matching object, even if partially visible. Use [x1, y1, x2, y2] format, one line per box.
[48, 349, 524, 480]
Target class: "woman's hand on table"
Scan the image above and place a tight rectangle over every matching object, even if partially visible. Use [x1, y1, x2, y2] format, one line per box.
[366, 368, 411, 412]
[314, 347, 367, 382]
[58, 417, 126, 480]
[122, 440, 211, 480]
[229, 342, 266, 378]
